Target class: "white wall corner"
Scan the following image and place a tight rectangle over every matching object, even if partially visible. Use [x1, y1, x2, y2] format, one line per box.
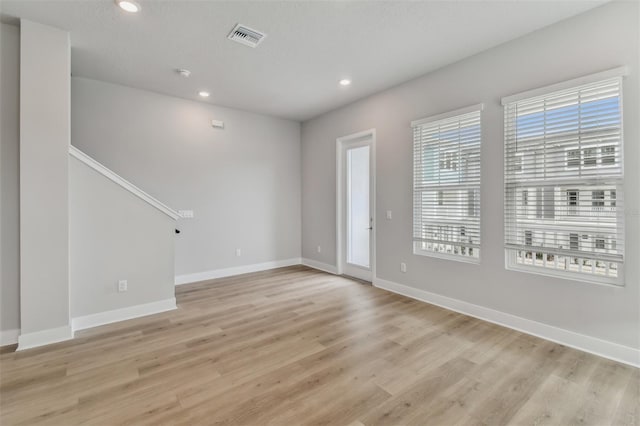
[175, 258, 302, 285]
[301, 258, 339, 275]
[0, 329, 21, 347]
[17, 325, 74, 351]
[373, 276, 640, 368]
[72, 297, 177, 332]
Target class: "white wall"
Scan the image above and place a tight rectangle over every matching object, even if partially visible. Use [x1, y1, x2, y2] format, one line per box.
[301, 2, 640, 351]
[69, 156, 175, 319]
[0, 23, 20, 340]
[18, 20, 71, 344]
[71, 77, 301, 280]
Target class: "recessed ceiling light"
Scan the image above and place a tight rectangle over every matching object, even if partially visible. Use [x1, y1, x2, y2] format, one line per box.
[115, 0, 141, 13]
[198, 91, 210, 98]
[177, 69, 191, 78]
[339, 79, 351, 86]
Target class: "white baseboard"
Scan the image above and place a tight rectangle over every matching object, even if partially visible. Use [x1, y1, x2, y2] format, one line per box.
[17, 325, 74, 351]
[175, 258, 302, 285]
[72, 297, 177, 332]
[373, 277, 640, 368]
[301, 258, 339, 275]
[1, 328, 20, 346]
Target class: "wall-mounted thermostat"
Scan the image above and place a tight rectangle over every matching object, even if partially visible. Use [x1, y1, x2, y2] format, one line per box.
[211, 120, 225, 129]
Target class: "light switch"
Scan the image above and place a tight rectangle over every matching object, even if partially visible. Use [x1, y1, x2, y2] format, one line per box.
[178, 210, 194, 218]
[386, 210, 393, 220]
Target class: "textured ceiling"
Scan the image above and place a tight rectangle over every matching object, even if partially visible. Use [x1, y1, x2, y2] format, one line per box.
[1, 0, 605, 121]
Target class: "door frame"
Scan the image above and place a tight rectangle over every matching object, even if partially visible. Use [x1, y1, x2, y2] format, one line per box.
[336, 128, 376, 281]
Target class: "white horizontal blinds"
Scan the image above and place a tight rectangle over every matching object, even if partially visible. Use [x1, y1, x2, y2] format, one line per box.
[504, 77, 624, 282]
[413, 109, 481, 261]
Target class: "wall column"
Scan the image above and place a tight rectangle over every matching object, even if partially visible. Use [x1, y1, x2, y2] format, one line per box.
[18, 20, 71, 349]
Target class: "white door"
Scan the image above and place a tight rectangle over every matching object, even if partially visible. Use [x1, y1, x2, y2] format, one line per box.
[338, 131, 375, 282]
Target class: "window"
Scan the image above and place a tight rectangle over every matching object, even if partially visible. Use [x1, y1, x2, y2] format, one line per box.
[525, 230, 533, 246]
[601, 146, 615, 164]
[583, 148, 597, 166]
[439, 151, 458, 171]
[567, 146, 617, 168]
[503, 71, 625, 285]
[592, 190, 605, 208]
[567, 190, 578, 216]
[412, 104, 482, 262]
[566, 149, 580, 168]
[569, 233, 579, 251]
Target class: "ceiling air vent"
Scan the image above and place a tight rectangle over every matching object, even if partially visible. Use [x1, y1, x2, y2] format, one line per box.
[227, 24, 266, 48]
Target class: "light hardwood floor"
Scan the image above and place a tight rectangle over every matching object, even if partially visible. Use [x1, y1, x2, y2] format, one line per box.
[0, 266, 638, 425]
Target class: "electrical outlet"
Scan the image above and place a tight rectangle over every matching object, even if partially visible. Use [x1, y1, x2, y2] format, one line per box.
[386, 210, 392, 220]
[235, 248, 242, 257]
[118, 279, 128, 292]
[317, 245, 322, 253]
[400, 262, 407, 273]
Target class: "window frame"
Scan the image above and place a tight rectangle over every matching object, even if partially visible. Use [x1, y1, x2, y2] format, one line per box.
[582, 147, 598, 168]
[591, 190, 605, 208]
[601, 145, 616, 165]
[565, 148, 581, 169]
[411, 103, 483, 264]
[502, 67, 627, 287]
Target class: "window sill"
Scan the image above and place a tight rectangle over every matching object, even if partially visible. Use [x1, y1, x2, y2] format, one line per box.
[505, 259, 624, 288]
[413, 248, 480, 264]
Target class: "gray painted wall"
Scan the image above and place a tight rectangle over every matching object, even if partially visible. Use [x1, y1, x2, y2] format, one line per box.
[19, 20, 70, 335]
[71, 77, 301, 278]
[301, 2, 640, 349]
[0, 23, 20, 334]
[69, 156, 175, 318]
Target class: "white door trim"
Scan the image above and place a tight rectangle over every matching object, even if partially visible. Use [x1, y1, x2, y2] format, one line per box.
[336, 129, 376, 281]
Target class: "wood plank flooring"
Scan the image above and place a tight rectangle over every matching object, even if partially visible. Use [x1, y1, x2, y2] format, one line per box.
[1, 266, 637, 425]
